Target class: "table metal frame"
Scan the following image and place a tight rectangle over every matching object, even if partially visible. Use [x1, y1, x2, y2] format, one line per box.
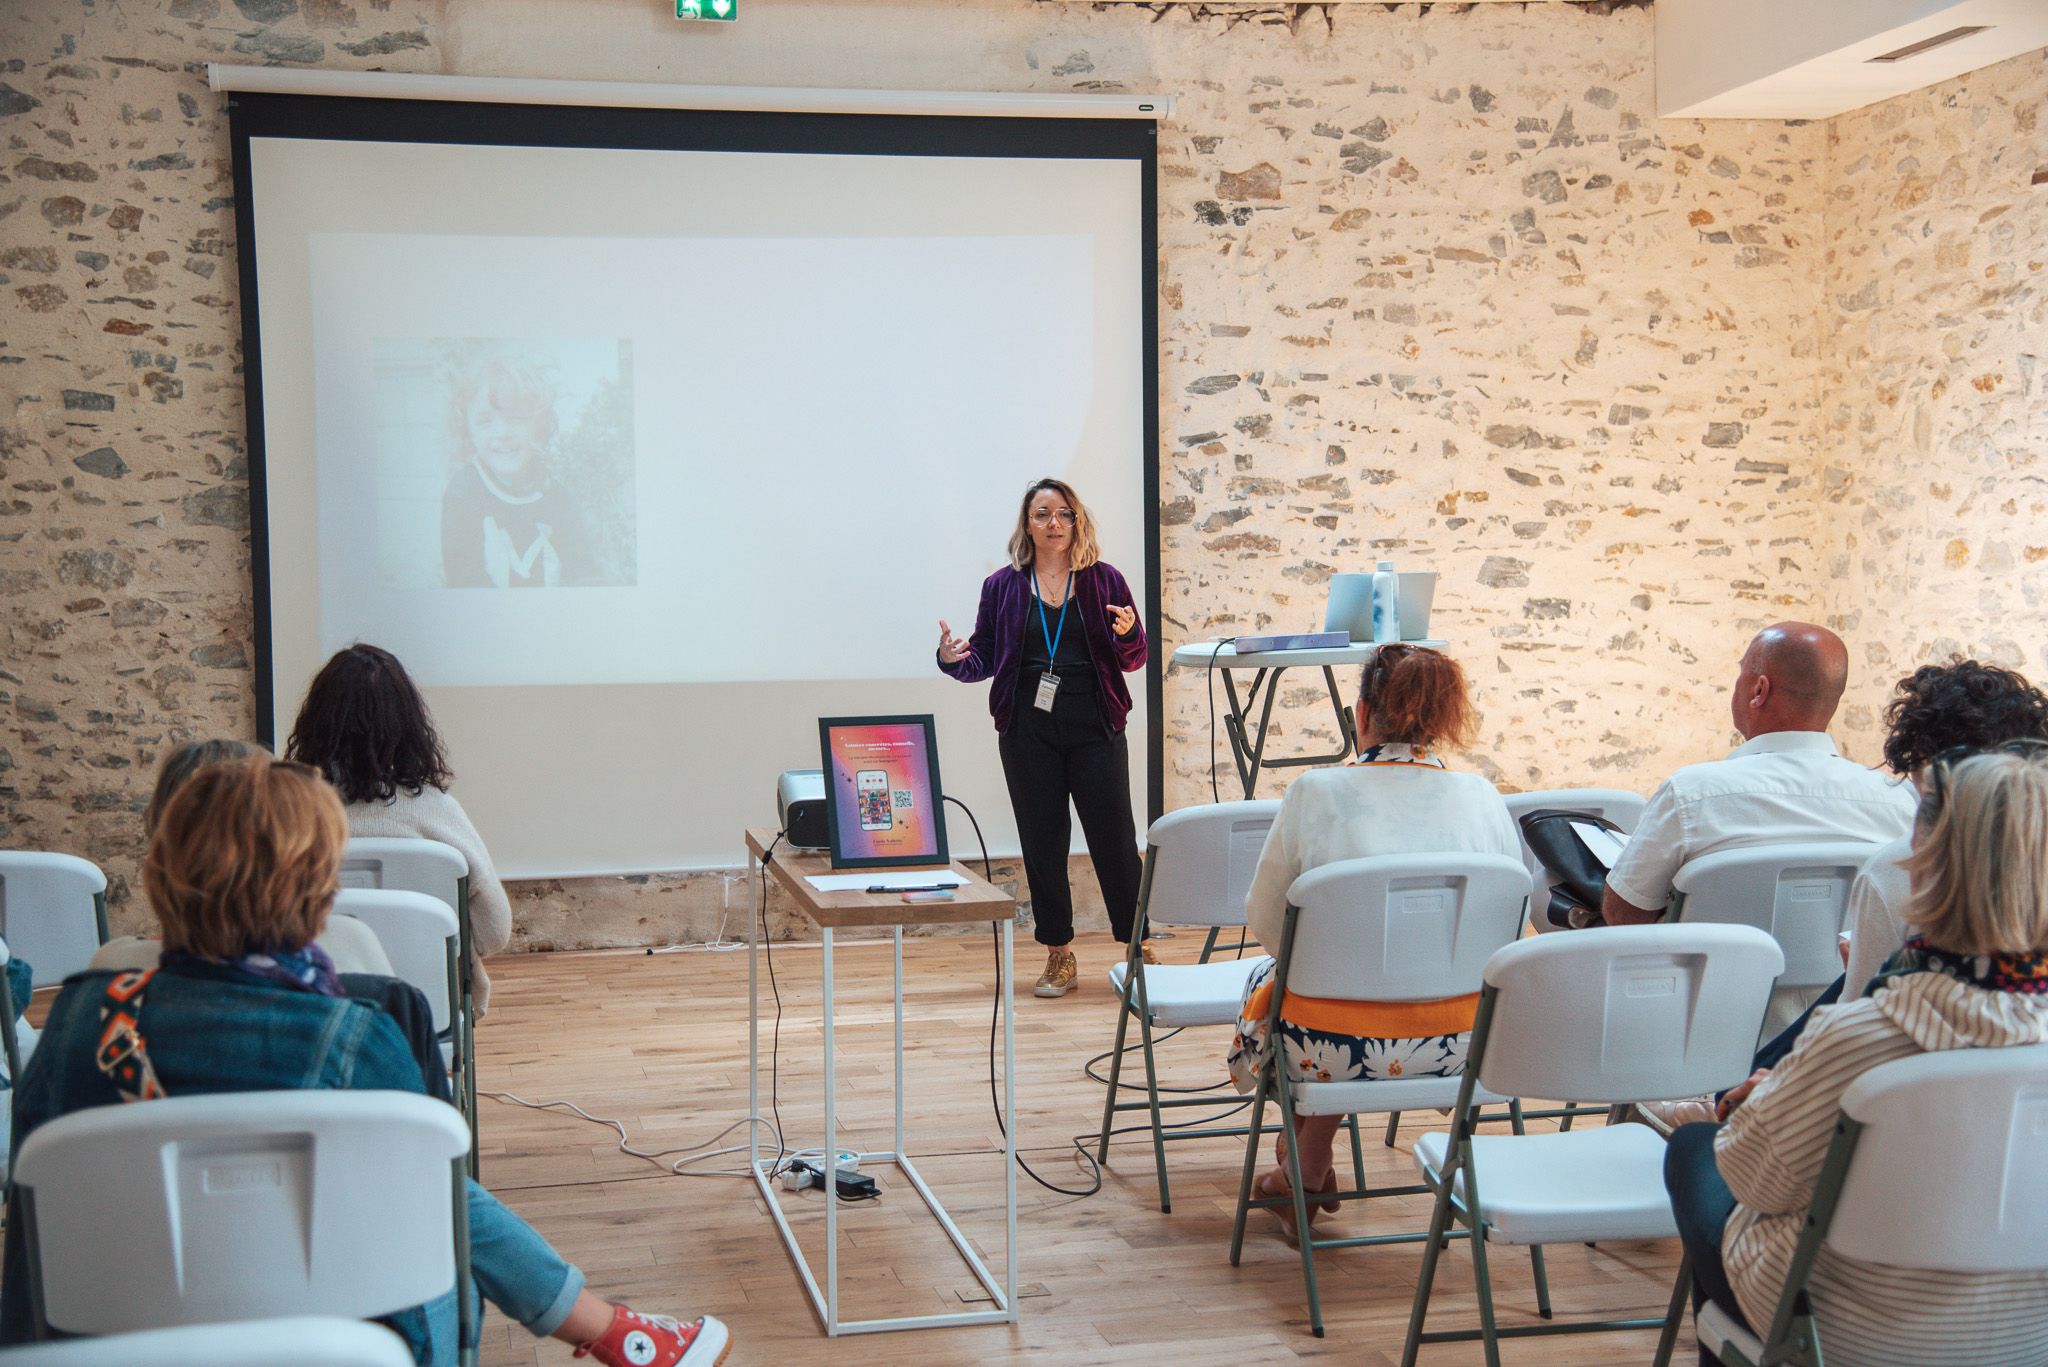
[746, 849, 1019, 1337]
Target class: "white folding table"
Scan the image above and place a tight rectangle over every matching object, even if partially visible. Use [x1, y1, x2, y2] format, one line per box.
[744, 828, 1019, 1336]
[1174, 639, 1447, 798]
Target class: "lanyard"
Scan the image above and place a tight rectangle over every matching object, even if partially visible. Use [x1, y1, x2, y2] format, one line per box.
[1033, 570, 1072, 664]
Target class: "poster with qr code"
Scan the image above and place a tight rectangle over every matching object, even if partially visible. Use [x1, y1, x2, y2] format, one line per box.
[819, 714, 948, 869]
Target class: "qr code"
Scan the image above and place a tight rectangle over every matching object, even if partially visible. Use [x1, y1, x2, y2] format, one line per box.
[893, 789, 914, 809]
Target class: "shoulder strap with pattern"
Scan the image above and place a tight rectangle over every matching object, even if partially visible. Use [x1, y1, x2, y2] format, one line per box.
[95, 967, 167, 1103]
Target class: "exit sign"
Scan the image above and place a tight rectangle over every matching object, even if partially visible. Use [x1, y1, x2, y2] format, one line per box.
[677, 0, 735, 18]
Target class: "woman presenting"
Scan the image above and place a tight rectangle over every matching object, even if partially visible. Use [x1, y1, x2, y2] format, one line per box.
[938, 478, 1148, 998]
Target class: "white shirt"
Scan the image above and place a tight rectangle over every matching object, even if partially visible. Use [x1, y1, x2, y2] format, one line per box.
[1242, 746, 1522, 952]
[1842, 832, 1914, 995]
[1605, 732, 1917, 912]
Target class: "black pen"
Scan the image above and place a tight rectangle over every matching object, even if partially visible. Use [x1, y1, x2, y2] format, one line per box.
[868, 883, 953, 894]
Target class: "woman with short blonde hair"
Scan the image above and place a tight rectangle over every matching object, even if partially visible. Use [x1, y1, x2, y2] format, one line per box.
[1665, 748, 2048, 1367]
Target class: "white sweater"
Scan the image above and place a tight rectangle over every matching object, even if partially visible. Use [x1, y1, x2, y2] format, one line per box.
[346, 786, 512, 1013]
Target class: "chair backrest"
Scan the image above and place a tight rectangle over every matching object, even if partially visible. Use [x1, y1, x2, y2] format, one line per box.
[1828, 1043, 2048, 1272]
[1281, 853, 1531, 1002]
[1142, 800, 1282, 929]
[1476, 923, 1784, 1103]
[0, 851, 109, 988]
[2, 1316, 416, 1366]
[15, 1089, 467, 1336]
[1501, 789, 1647, 934]
[332, 888, 459, 1033]
[1671, 841, 1879, 990]
[339, 837, 468, 911]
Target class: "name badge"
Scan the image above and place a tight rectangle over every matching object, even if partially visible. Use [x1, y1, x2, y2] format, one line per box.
[1034, 671, 1060, 711]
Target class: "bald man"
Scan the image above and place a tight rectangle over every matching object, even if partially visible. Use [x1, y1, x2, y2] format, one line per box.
[1601, 623, 1917, 927]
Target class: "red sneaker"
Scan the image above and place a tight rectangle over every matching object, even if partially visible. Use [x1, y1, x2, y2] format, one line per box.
[572, 1306, 731, 1367]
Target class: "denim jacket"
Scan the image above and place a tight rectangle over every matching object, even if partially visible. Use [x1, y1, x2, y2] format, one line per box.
[1, 962, 428, 1349]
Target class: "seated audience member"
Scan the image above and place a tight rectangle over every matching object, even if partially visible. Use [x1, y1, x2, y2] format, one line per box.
[1602, 622, 1916, 927]
[1647, 659, 2048, 1129]
[287, 644, 513, 1012]
[1228, 645, 1519, 1240]
[0, 758, 729, 1367]
[1663, 748, 2048, 1367]
[1843, 660, 2048, 995]
[91, 738, 394, 977]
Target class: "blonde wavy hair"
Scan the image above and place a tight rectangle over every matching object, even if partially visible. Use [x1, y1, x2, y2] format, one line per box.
[1904, 748, 2048, 956]
[144, 756, 347, 960]
[1006, 478, 1100, 573]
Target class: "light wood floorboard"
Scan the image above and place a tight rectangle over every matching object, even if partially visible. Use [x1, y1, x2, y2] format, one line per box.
[472, 931, 1697, 1366]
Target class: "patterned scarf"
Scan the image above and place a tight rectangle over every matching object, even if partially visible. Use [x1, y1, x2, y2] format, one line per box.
[1352, 742, 1447, 769]
[160, 942, 346, 998]
[1864, 936, 2048, 998]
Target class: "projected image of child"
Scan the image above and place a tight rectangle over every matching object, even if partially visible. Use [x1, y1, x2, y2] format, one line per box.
[440, 360, 600, 588]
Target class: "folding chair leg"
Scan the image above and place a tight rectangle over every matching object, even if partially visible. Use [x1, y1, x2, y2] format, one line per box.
[1137, 1008, 1172, 1213]
[1229, 1072, 1271, 1265]
[1094, 964, 1138, 1164]
[1198, 926, 1220, 963]
[1277, 1090, 1325, 1338]
[1399, 1134, 1461, 1367]
[1384, 1110, 1401, 1146]
[1528, 1244, 1553, 1320]
[1467, 1222, 1504, 1367]
[1650, 1251, 1692, 1367]
[1346, 1113, 1367, 1193]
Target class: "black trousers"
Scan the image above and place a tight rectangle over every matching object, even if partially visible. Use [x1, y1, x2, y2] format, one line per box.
[998, 682, 1143, 947]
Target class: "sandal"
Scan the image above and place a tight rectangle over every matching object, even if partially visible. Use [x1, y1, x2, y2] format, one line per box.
[1253, 1167, 1342, 1245]
[1272, 1139, 1343, 1215]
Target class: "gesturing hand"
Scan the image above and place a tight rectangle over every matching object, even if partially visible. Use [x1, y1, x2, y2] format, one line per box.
[1108, 603, 1137, 637]
[938, 620, 973, 665]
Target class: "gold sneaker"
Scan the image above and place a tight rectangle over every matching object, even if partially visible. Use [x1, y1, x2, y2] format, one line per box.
[1140, 942, 1160, 966]
[1034, 946, 1078, 998]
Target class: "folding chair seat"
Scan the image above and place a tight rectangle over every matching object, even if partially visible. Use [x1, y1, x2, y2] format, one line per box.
[13, 1089, 473, 1356]
[1697, 1042, 2048, 1367]
[1669, 841, 1878, 1037]
[1095, 800, 1282, 1212]
[1400, 923, 1783, 1367]
[0, 852, 109, 988]
[1229, 851, 1531, 1337]
[341, 837, 478, 1173]
[3, 1316, 416, 1366]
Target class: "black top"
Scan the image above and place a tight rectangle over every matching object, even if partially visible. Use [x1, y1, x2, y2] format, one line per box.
[1020, 584, 1096, 687]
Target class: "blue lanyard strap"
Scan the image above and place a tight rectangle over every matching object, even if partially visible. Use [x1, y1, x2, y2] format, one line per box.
[1033, 570, 1072, 664]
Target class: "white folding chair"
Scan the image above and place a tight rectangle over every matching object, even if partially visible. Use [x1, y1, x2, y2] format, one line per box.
[1501, 787, 1646, 935]
[1399, 923, 1784, 1367]
[1669, 841, 1879, 1037]
[0, 852, 109, 988]
[1094, 800, 1280, 1212]
[13, 1090, 472, 1353]
[0, 932, 39, 1186]
[1228, 851, 1532, 1338]
[340, 838, 477, 1172]
[332, 889, 461, 1042]
[1699, 1042, 2048, 1367]
[3, 1316, 415, 1366]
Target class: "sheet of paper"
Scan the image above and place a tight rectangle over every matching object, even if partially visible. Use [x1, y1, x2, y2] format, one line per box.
[1569, 820, 1629, 869]
[804, 870, 965, 892]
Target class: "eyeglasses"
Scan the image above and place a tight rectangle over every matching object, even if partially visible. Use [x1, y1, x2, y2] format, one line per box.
[1920, 737, 2048, 822]
[1030, 509, 1077, 526]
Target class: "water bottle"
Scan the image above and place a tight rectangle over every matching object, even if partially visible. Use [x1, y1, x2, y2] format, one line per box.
[1371, 560, 1400, 644]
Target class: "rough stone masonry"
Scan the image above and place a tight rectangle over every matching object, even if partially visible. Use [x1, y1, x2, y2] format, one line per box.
[1, 1, 2043, 949]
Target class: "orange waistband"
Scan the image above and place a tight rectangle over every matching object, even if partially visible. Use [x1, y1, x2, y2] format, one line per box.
[1245, 979, 1480, 1039]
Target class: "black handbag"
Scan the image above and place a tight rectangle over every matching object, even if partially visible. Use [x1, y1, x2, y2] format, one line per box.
[1516, 807, 1626, 929]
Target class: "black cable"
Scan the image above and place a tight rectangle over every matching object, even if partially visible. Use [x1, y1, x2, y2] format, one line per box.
[758, 830, 788, 1176]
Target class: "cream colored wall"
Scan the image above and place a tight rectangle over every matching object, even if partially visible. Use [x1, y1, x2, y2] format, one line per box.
[0, 0, 2037, 949]
[1814, 50, 2048, 745]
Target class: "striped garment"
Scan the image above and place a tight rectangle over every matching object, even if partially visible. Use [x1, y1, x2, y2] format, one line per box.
[1715, 973, 2048, 1366]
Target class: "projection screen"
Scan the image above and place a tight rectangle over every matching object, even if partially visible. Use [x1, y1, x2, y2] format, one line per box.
[229, 83, 1160, 877]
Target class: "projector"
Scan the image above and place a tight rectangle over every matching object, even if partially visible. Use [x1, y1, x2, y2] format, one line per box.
[777, 769, 828, 849]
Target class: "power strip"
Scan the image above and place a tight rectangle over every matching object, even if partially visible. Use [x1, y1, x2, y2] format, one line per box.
[780, 1157, 879, 1201]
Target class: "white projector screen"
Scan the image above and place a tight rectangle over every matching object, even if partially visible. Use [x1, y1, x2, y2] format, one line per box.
[232, 94, 1160, 876]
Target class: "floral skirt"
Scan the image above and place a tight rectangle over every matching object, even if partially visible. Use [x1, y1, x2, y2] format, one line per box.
[1225, 956, 1470, 1095]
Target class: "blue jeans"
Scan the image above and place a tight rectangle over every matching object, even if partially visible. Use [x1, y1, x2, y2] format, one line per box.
[1663, 1122, 1754, 1367]
[414, 1180, 586, 1366]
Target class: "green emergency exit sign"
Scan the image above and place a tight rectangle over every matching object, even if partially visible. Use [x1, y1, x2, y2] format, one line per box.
[677, 0, 735, 19]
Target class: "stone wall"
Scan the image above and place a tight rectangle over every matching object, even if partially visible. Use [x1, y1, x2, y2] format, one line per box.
[1813, 50, 2048, 744]
[0, 0, 2038, 950]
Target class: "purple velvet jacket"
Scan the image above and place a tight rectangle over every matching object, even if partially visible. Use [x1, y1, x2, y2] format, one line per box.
[940, 562, 1148, 734]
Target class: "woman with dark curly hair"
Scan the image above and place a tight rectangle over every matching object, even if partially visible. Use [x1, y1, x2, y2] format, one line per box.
[1846, 658, 2048, 990]
[287, 644, 513, 1011]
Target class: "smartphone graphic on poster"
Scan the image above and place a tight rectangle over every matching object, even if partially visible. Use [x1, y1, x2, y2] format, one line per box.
[857, 770, 892, 831]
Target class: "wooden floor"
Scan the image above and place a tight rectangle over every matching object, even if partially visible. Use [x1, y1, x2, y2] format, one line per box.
[472, 931, 1695, 1367]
